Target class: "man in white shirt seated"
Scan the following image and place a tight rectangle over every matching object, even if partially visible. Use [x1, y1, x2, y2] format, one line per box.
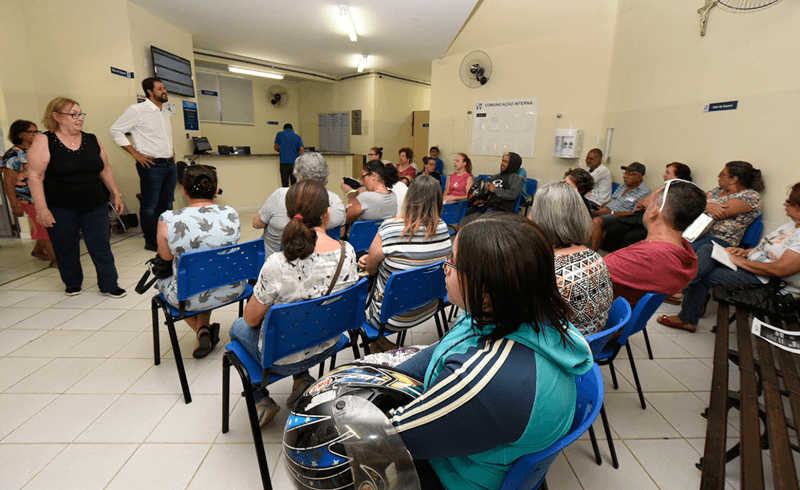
[584, 148, 611, 209]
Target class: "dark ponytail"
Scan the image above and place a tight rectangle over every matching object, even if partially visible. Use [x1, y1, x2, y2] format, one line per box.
[364, 160, 399, 189]
[726, 161, 765, 193]
[282, 179, 329, 261]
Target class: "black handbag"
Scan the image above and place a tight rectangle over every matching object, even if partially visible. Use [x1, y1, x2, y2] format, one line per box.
[711, 277, 800, 322]
[468, 177, 491, 207]
[135, 254, 174, 294]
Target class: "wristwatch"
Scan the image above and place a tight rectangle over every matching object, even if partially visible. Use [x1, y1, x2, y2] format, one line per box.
[611, 210, 615, 215]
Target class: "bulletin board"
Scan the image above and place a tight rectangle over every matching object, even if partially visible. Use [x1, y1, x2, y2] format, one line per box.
[471, 97, 538, 158]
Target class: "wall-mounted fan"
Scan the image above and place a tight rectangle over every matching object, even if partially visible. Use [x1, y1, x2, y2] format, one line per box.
[268, 85, 290, 107]
[698, 0, 782, 36]
[459, 50, 492, 88]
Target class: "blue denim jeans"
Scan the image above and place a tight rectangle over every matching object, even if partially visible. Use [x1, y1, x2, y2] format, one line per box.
[690, 235, 730, 254]
[136, 158, 176, 244]
[678, 242, 762, 325]
[48, 204, 120, 293]
[229, 317, 339, 400]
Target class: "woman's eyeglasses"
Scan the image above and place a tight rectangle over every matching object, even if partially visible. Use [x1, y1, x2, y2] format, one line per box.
[58, 112, 86, 120]
[22, 130, 42, 134]
[444, 254, 458, 271]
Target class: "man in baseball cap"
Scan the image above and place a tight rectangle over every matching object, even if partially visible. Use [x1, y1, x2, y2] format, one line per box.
[590, 162, 652, 250]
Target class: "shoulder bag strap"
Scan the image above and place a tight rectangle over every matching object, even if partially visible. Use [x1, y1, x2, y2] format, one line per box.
[325, 240, 347, 296]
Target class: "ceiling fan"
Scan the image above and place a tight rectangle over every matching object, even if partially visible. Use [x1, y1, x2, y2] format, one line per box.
[698, 0, 782, 36]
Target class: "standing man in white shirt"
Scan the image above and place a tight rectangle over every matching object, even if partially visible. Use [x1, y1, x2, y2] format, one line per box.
[583, 148, 612, 209]
[109, 77, 175, 251]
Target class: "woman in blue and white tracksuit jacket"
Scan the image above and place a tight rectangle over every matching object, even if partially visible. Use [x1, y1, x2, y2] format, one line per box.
[390, 214, 593, 490]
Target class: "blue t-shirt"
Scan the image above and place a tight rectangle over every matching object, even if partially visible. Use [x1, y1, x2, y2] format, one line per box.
[434, 157, 443, 173]
[274, 129, 304, 163]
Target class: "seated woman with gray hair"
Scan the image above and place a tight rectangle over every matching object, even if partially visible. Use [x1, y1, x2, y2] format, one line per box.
[529, 182, 614, 335]
[253, 152, 346, 255]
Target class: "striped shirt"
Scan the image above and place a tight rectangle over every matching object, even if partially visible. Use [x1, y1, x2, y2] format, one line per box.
[366, 217, 452, 330]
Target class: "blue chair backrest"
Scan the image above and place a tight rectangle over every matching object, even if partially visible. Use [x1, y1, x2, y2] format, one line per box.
[584, 297, 631, 359]
[326, 227, 341, 240]
[611, 182, 620, 193]
[348, 219, 383, 253]
[740, 214, 763, 249]
[441, 201, 468, 227]
[176, 239, 265, 302]
[259, 277, 369, 366]
[499, 364, 604, 490]
[477, 174, 492, 183]
[439, 174, 447, 191]
[616, 292, 666, 346]
[379, 261, 447, 323]
[526, 179, 538, 199]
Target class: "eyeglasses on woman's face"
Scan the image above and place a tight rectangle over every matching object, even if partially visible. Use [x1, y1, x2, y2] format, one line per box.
[444, 253, 458, 271]
[57, 112, 86, 120]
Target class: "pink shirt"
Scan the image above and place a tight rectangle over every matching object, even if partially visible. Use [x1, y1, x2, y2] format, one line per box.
[448, 172, 472, 197]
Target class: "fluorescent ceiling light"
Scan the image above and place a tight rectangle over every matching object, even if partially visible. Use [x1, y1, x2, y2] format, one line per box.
[357, 55, 368, 73]
[339, 4, 358, 42]
[228, 66, 284, 80]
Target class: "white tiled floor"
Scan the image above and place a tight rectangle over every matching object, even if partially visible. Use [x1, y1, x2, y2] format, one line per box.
[0, 231, 772, 489]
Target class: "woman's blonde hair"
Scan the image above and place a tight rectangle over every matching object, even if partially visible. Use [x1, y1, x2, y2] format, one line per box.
[43, 97, 79, 132]
[401, 175, 442, 240]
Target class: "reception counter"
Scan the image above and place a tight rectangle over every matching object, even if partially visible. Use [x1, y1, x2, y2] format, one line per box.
[181, 153, 362, 211]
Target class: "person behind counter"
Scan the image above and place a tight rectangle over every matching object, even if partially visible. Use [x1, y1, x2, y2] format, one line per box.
[27, 97, 126, 298]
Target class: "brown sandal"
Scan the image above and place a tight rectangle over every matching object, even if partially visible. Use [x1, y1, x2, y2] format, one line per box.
[193, 325, 214, 359]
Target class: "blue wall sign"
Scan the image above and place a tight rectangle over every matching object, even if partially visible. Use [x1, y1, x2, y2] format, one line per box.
[183, 101, 199, 131]
[111, 67, 134, 78]
[703, 101, 738, 113]
[200, 90, 218, 97]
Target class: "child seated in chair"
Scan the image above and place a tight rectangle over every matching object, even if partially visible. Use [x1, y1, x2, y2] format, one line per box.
[228, 179, 359, 427]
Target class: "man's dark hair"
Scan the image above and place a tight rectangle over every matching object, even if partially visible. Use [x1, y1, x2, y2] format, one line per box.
[364, 160, 399, 189]
[142, 77, 162, 98]
[563, 167, 595, 195]
[590, 147, 603, 159]
[283, 123, 293, 130]
[668, 162, 692, 181]
[659, 181, 706, 231]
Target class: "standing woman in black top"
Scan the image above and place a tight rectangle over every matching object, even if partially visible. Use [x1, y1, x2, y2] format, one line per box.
[27, 97, 127, 297]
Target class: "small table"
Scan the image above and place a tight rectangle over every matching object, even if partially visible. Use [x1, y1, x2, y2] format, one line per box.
[699, 302, 800, 490]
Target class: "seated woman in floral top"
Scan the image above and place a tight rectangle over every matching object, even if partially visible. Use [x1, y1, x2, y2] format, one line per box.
[693, 160, 763, 252]
[529, 182, 613, 335]
[229, 179, 359, 427]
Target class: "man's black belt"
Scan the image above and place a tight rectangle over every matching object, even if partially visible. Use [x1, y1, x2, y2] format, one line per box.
[150, 157, 174, 162]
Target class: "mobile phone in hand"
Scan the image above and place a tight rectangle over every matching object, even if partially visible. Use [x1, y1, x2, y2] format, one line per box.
[343, 176, 361, 189]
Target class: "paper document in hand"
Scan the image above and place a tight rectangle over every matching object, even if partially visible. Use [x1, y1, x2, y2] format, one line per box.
[711, 241, 737, 271]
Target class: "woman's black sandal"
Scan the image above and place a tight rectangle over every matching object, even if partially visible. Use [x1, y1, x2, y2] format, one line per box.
[193, 325, 214, 359]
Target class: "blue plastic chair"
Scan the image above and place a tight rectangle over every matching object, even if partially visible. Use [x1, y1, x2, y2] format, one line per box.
[359, 261, 448, 352]
[519, 179, 539, 215]
[441, 201, 468, 236]
[151, 239, 265, 404]
[740, 214, 763, 249]
[348, 219, 383, 254]
[498, 364, 604, 490]
[325, 226, 341, 240]
[439, 174, 447, 191]
[612, 182, 620, 193]
[595, 292, 666, 410]
[221, 277, 369, 490]
[583, 297, 631, 469]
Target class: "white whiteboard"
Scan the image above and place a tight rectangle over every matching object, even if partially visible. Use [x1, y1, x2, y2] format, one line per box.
[197, 72, 254, 125]
[472, 98, 538, 158]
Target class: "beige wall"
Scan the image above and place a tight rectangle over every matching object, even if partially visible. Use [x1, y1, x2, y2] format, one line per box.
[373, 76, 431, 164]
[606, 0, 800, 231]
[430, 0, 619, 177]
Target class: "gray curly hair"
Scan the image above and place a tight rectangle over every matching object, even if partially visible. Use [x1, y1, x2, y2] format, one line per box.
[293, 152, 330, 184]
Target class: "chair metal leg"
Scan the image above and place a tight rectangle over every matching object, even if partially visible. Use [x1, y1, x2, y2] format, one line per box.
[608, 361, 619, 390]
[152, 297, 161, 365]
[433, 311, 444, 339]
[224, 351, 273, 490]
[348, 330, 362, 359]
[222, 353, 231, 433]
[626, 343, 646, 409]
[238, 298, 245, 317]
[642, 327, 654, 360]
[599, 403, 619, 469]
[163, 311, 192, 404]
[588, 425, 602, 465]
[540, 479, 548, 490]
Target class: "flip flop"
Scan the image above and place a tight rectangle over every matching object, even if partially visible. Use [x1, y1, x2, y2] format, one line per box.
[657, 315, 696, 333]
[287, 374, 316, 406]
[193, 325, 214, 359]
[663, 294, 683, 305]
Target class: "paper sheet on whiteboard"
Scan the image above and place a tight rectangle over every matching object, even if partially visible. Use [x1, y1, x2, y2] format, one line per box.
[472, 98, 538, 158]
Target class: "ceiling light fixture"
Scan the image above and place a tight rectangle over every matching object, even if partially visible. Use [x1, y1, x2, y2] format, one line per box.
[338, 4, 358, 43]
[228, 66, 284, 80]
[357, 55, 368, 73]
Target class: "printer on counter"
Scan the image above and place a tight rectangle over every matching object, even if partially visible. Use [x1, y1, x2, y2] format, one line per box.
[218, 146, 251, 156]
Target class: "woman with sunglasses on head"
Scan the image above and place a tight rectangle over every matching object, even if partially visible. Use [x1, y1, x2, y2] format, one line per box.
[359, 175, 452, 352]
[230, 179, 359, 427]
[387, 213, 592, 490]
[27, 97, 126, 298]
[343, 159, 399, 224]
[154, 164, 244, 359]
[3, 119, 57, 267]
[659, 182, 800, 333]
